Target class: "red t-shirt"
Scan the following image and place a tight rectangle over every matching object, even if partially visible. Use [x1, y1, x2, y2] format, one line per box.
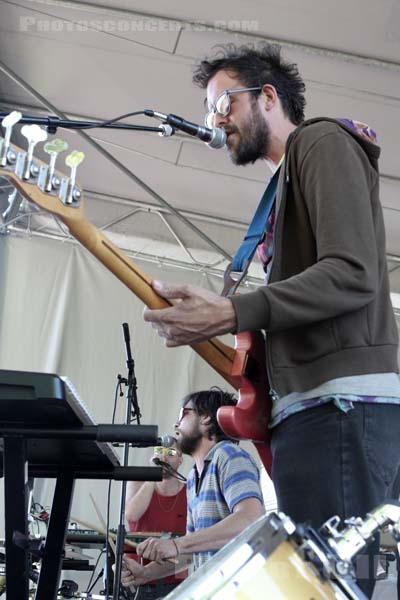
[127, 486, 187, 585]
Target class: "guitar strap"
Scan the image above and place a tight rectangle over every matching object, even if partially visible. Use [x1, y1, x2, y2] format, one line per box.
[222, 166, 281, 296]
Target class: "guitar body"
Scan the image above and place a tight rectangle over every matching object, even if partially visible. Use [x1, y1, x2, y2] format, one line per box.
[0, 149, 273, 475]
[217, 330, 273, 474]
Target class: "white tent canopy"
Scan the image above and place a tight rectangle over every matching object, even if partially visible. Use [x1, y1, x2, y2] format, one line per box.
[0, 0, 399, 277]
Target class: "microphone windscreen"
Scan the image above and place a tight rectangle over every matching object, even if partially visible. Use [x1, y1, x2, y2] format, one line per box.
[160, 434, 176, 447]
[207, 128, 227, 149]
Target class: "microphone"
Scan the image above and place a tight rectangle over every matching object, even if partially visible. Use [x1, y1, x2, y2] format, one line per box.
[122, 322, 130, 343]
[145, 109, 226, 149]
[122, 322, 133, 365]
[158, 434, 175, 447]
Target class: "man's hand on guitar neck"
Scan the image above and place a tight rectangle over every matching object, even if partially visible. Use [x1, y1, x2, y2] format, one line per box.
[143, 281, 237, 346]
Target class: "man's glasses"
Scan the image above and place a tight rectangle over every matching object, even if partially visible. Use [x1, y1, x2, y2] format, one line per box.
[177, 407, 196, 423]
[205, 87, 262, 128]
[153, 446, 177, 457]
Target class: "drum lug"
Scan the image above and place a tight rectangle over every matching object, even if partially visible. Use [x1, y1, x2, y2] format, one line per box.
[320, 515, 342, 538]
[276, 512, 296, 535]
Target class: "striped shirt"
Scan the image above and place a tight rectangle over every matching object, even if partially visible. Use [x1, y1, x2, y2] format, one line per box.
[186, 441, 263, 569]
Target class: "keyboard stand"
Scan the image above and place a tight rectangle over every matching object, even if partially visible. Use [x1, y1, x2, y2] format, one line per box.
[0, 369, 162, 600]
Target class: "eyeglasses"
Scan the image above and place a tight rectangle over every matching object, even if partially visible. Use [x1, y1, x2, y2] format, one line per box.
[177, 407, 196, 423]
[204, 87, 262, 128]
[153, 446, 177, 457]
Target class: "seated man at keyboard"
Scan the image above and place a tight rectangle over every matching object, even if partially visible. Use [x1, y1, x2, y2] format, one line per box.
[119, 389, 264, 590]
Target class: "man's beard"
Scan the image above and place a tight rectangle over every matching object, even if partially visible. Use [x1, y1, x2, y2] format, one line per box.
[227, 102, 271, 166]
[177, 431, 202, 456]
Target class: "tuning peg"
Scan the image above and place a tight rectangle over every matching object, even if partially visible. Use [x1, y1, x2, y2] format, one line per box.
[20, 124, 48, 180]
[0, 111, 22, 166]
[1, 111, 22, 129]
[66, 150, 85, 170]
[44, 139, 69, 155]
[43, 139, 69, 192]
[65, 150, 84, 204]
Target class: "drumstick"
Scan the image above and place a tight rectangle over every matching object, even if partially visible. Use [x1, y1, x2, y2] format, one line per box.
[89, 493, 107, 530]
[71, 515, 132, 587]
[132, 532, 163, 537]
[70, 516, 161, 544]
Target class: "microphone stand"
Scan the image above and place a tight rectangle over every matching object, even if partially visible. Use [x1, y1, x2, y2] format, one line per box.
[113, 322, 141, 600]
[0, 111, 169, 135]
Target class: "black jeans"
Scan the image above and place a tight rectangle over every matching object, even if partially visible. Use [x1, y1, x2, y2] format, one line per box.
[271, 402, 400, 599]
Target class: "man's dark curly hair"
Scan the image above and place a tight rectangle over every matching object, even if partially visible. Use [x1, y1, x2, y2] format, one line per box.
[193, 43, 306, 125]
[182, 387, 238, 443]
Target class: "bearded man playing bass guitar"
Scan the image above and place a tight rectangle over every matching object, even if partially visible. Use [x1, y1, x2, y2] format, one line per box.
[142, 43, 400, 599]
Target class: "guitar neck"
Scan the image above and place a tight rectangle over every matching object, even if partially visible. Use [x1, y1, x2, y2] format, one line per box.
[2, 173, 238, 386]
[61, 207, 238, 386]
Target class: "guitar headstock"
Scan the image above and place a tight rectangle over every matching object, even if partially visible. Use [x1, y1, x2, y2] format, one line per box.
[0, 111, 85, 224]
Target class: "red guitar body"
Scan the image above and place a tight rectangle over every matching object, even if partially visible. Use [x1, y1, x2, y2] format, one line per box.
[217, 330, 273, 476]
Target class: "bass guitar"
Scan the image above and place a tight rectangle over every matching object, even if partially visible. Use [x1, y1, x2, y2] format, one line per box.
[0, 114, 272, 473]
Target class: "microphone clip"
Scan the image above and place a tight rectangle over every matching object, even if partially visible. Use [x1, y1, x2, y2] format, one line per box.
[117, 374, 128, 386]
[158, 124, 175, 137]
[153, 458, 187, 483]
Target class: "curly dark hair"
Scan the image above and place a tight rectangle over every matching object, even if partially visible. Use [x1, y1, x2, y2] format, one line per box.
[193, 42, 306, 125]
[182, 387, 238, 443]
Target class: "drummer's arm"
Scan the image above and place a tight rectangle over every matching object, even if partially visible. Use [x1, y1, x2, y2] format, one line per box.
[176, 497, 264, 554]
[125, 480, 156, 522]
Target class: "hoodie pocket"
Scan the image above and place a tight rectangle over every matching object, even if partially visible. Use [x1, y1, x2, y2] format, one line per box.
[270, 319, 339, 368]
